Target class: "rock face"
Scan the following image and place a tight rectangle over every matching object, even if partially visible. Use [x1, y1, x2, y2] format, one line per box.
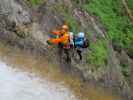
[0, 0, 46, 55]
[0, 0, 31, 25]
[0, 0, 133, 100]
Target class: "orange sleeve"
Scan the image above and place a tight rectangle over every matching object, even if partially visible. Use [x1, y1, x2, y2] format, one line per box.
[48, 34, 69, 45]
[48, 38, 62, 44]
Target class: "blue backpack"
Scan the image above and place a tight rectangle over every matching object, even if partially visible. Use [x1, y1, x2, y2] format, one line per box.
[74, 32, 90, 48]
[74, 36, 85, 48]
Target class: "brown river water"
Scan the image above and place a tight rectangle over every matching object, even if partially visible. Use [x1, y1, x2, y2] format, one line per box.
[0, 43, 122, 100]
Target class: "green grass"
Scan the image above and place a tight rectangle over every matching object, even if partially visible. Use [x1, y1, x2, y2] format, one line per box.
[87, 39, 108, 69]
[120, 63, 129, 77]
[128, 0, 133, 14]
[76, 0, 133, 70]
[82, 0, 133, 57]
[28, 0, 46, 6]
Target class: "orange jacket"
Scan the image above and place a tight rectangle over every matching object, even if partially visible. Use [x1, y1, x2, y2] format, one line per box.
[48, 33, 69, 45]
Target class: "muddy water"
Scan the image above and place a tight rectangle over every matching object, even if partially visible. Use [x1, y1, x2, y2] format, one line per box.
[0, 43, 122, 100]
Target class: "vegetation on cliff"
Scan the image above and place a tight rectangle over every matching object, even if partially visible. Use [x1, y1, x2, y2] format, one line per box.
[127, 0, 133, 14]
[82, 0, 133, 77]
[82, 0, 133, 59]
[28, 0, 46, 6]
[27, 0, 133, 72]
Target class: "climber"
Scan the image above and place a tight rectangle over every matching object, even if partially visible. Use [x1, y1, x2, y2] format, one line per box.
[47, 25, 71, 62]
[74, 32, 89, 60]
[59, 25, 71, 62]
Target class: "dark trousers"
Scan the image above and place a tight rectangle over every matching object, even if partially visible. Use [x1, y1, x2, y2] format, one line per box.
[58, 43, 71, 62]
[77, 49, 82, 60]
[64, 48, 71, 62]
